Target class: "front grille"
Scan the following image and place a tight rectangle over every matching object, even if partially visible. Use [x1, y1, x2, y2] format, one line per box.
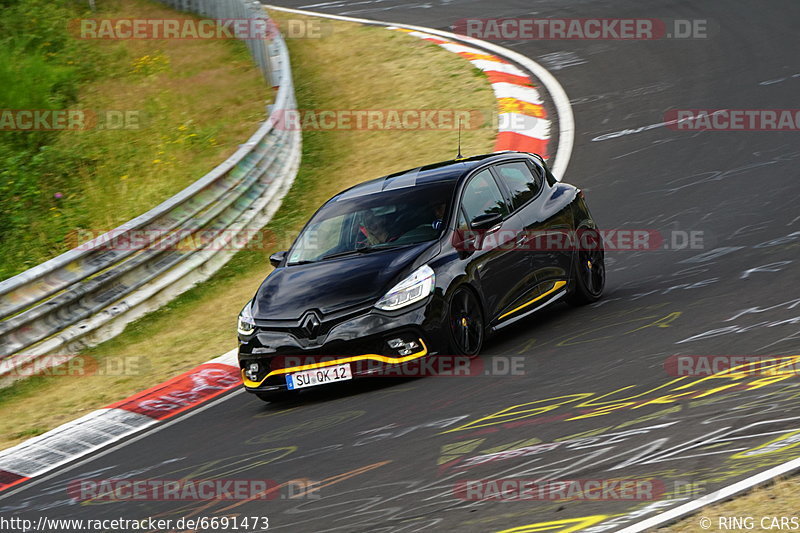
[253, 303, 373, 343]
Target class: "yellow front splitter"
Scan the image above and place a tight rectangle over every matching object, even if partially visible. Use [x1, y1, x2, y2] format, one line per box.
[242, 339, 428, 388]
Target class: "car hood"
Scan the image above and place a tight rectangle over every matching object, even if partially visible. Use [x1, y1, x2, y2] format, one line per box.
[252, 242, 435, 320]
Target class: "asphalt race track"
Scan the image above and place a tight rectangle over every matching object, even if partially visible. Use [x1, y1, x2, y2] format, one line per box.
[3, 1, 800, 531]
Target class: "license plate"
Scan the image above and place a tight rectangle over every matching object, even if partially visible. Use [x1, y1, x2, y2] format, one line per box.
[286, 363, 352, 390]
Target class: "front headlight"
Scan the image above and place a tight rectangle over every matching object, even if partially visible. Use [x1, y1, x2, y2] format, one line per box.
[237, 301, 256, 335]
[375, 265, 435, 311]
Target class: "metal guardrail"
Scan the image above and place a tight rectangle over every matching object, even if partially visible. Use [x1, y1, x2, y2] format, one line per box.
[0, 0, 300, 386]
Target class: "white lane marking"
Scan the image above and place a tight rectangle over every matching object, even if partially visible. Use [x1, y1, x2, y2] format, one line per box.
[264, 4, 575, 180]
[614, 454, 800, 532]
[437, 42, 494, 56]
[591, 110, 728, 142]
[403, 30, 449, 41]
[759, 72, 800, 85]
[0, 389, 247, 500]
[537, 50, 587, 71]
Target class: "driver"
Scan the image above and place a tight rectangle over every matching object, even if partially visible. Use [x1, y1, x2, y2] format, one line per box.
[361, 211, 390, 245]
[431, 202, 446, 231]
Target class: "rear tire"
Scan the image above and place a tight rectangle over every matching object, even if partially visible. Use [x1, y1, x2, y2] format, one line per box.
[447, 287, 484, 356]
[566, 229, 605, 306]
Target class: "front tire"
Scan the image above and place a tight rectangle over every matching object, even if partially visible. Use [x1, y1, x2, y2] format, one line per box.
[566, 229, 605, 305]
[448, 287, 484, 356]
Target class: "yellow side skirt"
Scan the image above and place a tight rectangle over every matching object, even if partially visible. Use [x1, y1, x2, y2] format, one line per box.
[498, 280, 567, 321]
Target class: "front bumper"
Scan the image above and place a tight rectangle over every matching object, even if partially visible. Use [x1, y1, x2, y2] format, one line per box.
[238, 300, 448, 392]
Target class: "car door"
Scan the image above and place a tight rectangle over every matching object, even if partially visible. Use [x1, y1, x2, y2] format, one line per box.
[459, 168, 531, 321]
[492, 159, 573, 296]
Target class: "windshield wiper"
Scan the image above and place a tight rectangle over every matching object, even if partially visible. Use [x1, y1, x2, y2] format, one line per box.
[321, 244, 399, 261]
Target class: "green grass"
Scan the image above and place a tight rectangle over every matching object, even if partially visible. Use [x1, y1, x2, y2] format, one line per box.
[0, 0, 268, 279]
[0, 0, 91, 267]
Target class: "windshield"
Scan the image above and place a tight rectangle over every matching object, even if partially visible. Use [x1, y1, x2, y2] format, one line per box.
[287, 181, 455, 265]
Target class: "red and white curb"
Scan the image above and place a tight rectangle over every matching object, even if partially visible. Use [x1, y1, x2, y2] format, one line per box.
[0, 350, 240, 492]
[390, 28, 551, 158]
[264, 4, 575, 180]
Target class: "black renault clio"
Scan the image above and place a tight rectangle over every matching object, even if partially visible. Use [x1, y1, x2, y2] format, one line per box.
[237, 151, 603, 401]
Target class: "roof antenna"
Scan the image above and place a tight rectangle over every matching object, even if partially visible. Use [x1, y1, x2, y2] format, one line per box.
[456, 118, 463, 159]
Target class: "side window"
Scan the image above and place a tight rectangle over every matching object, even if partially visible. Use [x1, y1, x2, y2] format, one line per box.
[456, 208, 469, 232]
[533, 158, 557, 186]
[461, 169, 509, 223]
[495, 161, 541, 210]
[452, 208, 471, 249]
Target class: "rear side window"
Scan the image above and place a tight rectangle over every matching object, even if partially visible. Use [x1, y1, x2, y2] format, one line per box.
[495, 161, 541, 210]
[461, 169, 509, 223]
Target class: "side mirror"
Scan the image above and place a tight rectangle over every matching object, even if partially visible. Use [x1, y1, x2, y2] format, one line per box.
[470, 212, 503, 230]
[269, 250, 287, 268]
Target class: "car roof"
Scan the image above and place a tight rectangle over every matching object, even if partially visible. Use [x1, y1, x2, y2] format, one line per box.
[331, 151, 536, 201]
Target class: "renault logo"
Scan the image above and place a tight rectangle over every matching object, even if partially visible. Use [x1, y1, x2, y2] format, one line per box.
[299, 311, 322, 337]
